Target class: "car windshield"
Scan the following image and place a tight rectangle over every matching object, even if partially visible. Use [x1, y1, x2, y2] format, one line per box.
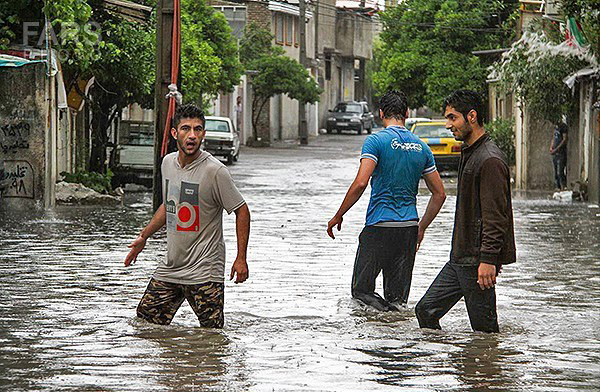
[413, 124, 454, 138]
[204, 119, 230, 133]
[334, 104, 361, 113]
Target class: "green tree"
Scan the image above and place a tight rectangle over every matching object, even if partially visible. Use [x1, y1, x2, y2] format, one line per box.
[181, 0, 242, 105]
[0, 0, 98, 69]
[84, 0, 155, 173]
[372, 0, 518, 111]
[493, 22, 590, 123]
[239, 25, 321, 140]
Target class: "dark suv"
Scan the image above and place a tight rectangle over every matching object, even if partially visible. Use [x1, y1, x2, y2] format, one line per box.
[326, 101, 374, 135]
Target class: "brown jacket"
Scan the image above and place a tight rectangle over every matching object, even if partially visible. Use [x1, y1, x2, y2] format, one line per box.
[450, 133, 516, 266]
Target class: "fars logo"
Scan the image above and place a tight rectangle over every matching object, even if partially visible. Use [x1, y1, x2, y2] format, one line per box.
[391, 138, 423, 152]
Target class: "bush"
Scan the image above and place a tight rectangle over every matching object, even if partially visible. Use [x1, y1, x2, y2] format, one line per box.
[486, 118, 515, 165]
[60, 169, 113, 194]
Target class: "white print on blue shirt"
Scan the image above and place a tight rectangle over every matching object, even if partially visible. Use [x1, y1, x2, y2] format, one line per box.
[390, 138, 423, 152]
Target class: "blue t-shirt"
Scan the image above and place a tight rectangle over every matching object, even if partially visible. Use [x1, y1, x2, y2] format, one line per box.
[360, 125, 436, 226]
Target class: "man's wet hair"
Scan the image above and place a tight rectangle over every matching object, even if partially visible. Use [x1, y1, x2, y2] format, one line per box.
[379, 90, 408, 120]
[173, 104, 205, 129]
[442, 90, 485, 126]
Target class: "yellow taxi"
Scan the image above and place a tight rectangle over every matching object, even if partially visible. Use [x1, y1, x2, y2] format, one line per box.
[410, 121, 462, 170]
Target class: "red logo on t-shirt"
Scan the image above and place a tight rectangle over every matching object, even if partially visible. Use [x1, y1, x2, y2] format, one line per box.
[176, 181, 200, 231]
[177, 202, 199, 231]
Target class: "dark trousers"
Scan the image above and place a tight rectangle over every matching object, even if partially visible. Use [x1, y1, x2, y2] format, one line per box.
[351, 225, 418, 311]
[415, 262, 499, 333]
[553, 153, 567, 189]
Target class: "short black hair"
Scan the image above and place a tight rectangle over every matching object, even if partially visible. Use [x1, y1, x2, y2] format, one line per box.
[173, 104, 205, 129]
[442, 90, 485, 126]
[379, 90, 408, 120]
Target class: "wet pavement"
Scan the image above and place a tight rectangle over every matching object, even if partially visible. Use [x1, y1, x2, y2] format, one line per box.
[1, 132, 599, 391]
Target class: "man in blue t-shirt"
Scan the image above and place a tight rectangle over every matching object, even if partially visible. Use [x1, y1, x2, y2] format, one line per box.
[327, 90, 447, 311]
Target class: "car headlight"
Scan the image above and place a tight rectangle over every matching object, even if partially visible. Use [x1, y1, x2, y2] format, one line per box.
[328, 117, 335, 122]
[350, 118, 360, 122]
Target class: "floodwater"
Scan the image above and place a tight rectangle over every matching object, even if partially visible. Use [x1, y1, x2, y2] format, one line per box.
[1, 134, 599, 391]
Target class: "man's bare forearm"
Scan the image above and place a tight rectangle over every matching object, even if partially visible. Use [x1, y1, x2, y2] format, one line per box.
[140, 204, 166, 239]
[420, 193, 446, 230]
[234, 203, 250, 259]
[335, 182, 368, 218]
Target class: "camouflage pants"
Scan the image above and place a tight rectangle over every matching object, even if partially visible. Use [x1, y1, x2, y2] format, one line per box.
[136, 278, 224, 328]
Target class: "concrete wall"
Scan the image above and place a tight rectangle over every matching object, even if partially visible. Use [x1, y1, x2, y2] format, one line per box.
[524, 113, 555, 189]
[335, 12, 373, 60]
[0, 62, 51, 209]
[568, 78, 600, 203]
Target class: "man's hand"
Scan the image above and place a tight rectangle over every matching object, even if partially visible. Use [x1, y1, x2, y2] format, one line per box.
[230, 258, 249, 283]
[327, 215, 343, 239]
[125, 236, 146, 266]
[549, 147, 556, 155]
[477, 262, 497, 290]
[416, 224, 425, 252]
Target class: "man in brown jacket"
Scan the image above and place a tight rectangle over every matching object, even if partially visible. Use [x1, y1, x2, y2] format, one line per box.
[415, 90, 516, 333]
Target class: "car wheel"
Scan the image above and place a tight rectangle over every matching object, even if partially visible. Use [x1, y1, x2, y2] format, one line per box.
[367, 123, 372, 134]
[336, 128, 341, 134]
[357, 124, 363, 135]
[226, 154, 234, 165]
[326, 127, 331, 134]
[233, 152, 239, 162]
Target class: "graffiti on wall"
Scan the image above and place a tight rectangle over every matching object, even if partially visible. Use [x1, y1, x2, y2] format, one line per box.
[1, 121, 31, 154]
[1, 160, 34, 199]
[0, 160, 35, 199]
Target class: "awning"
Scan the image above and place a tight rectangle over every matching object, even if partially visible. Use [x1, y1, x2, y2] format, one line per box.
[563, 67, 600, 89]
[0, 54, 44, 68]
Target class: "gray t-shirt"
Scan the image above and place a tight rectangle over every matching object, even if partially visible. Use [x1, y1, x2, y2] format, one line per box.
[153, 151, 245, 284]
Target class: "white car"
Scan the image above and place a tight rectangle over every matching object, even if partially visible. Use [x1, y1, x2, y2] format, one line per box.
[203, 116, 240, 165]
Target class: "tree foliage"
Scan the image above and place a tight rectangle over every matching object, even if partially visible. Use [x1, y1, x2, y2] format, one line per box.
[493, 22, 590, 123]
[239, 24, 321, 140]
[181, 0, 242, 105]
[372, 0, 518, 111]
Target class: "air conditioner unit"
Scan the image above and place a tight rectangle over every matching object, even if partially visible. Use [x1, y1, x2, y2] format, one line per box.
[545, 0, 560, 16]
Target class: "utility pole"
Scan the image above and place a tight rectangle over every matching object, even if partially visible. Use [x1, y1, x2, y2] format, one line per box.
[298, 0, 308, 145]
[153, 0, 175, 211]
[314, 0, 319, 59]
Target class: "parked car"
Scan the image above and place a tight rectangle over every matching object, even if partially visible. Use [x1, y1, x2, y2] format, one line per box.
[326, 101, 374, 135]
[112, 115, 240, 187]
[410, 121, 462, 170]
[112, 120, 155, 187]
[203, 116, 240, 165]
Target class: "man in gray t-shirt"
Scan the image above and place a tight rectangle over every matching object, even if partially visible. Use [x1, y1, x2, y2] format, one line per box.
[124, 104, 251, 328]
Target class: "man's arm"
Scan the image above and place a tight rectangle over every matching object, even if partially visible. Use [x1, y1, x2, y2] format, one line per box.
[417, 170, 446, 251]
[327, 158, 377, 239]
[124, 204, 166, 266]
[555, 132, 568, 151]
[478, 158, 511, 289]
[230, 203, 250, 283]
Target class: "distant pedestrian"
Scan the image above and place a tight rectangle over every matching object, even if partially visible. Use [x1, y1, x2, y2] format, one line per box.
[327, 90, 446, 311]
[124, 104, 251, 328]
[550, 122, 568, 190]
[415, 90, 516, 333]
[235, 96, 243, 133]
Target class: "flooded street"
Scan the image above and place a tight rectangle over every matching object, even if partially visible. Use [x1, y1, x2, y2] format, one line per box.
[1, 133, 599, 391]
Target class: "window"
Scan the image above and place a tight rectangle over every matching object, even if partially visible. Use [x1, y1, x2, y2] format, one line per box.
[334, 103, 362, 113]
[325, 53, 331, 80]
[275, 14, 284, 44]
[285, 15, 293, 46]
[294, 16, 299, 47]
